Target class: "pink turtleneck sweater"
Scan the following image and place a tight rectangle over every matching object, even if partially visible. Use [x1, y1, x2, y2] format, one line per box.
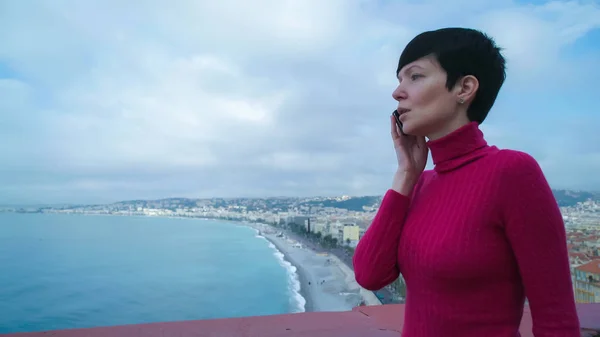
[353, 122, 580, 337]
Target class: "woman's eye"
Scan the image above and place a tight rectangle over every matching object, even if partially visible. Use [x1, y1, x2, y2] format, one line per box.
[411, 74, 423, 81]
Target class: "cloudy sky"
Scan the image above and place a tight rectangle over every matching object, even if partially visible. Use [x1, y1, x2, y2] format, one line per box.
[1, 0, 599, 204]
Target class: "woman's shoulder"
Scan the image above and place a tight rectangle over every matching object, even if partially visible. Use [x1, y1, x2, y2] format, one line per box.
[490, 148, 547, 182]
[493, 148, 540, 166]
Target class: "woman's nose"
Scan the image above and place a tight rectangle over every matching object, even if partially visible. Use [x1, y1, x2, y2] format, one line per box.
[392, 85, 407, 101]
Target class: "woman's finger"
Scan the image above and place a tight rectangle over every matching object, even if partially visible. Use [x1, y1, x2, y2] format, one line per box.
[417, 136, 426, 150]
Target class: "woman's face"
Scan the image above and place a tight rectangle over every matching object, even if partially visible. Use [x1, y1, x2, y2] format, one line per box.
[392, 55, 463, 139]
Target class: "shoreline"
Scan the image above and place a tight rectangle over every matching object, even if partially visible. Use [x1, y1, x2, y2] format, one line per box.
[246, 222, 381, 313]
[262, 233, 314, 312]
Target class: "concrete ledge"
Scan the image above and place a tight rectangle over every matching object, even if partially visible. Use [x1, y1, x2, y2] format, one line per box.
[4, 304, 599, 337]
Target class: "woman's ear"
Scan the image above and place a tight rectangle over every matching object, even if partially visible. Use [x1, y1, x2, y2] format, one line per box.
[456, 75, 479, 104]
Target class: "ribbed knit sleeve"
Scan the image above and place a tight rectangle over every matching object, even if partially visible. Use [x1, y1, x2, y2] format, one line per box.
[353, 188, 410, 290]
[499, 150, 580, 337]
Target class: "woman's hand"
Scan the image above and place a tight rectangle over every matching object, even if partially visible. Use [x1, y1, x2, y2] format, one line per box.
[390, 115, 428, 195]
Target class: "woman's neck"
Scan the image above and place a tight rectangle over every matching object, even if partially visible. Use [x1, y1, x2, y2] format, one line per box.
[426, 121, 490, 173]
[426, 114, 471, 141]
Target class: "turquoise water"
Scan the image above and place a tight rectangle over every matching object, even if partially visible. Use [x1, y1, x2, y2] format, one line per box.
[0, 213, 303, 333]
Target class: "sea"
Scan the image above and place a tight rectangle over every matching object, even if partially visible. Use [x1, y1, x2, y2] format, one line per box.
[0, 213, 305, 334]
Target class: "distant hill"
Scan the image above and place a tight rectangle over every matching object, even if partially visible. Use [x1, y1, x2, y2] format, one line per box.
[301, 189, 599, 211]
[301, 196, 382, 212]
[14, 188, 595, 214]
[551, 189, 599, 207]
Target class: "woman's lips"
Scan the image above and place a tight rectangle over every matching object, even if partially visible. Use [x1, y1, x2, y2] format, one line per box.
[398, 108, 411, 122]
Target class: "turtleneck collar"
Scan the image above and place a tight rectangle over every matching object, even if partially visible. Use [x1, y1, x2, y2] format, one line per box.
[427, 121, 490, 173]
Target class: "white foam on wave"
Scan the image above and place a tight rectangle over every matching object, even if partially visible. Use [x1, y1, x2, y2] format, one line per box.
[254, 232, 306, 313]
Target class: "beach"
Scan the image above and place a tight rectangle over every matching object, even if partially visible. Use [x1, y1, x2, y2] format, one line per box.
[248, 222, 381, 312]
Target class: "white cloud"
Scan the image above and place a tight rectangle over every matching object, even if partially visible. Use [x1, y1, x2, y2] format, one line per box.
[0, 0, 599, 203]
[468, 1, 600, 83]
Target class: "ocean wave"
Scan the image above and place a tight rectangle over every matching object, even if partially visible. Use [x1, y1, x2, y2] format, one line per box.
[254, 232, 306, 313]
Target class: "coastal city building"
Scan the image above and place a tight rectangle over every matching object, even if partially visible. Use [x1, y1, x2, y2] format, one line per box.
[342, 223, 361, 246]
[574, 260, 600, 303]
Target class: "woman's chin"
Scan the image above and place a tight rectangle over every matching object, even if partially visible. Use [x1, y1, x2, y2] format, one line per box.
[401, 123, 424, 136]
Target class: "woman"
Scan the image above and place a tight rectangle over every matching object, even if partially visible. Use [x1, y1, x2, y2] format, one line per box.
[352, 28, 580, 337]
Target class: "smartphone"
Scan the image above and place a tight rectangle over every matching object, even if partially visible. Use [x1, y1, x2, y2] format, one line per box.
[392, 109, 405, 135]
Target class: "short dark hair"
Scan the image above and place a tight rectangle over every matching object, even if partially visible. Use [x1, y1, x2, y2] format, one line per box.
[397, 28, 506, 124]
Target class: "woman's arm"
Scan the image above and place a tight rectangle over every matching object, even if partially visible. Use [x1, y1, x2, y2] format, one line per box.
[352, 173, 424, 290]
[500, 150, 580, 336]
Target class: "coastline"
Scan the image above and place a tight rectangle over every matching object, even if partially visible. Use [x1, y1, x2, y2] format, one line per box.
[246, 222, 380, 313]
[262, 233, 314, 312]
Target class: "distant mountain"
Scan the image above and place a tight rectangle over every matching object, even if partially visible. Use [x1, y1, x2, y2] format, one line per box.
[8, 189, 596, 214]
[551, 189, 599, 207]
[301, 189, 599, 211]
[301, 196, 382, 212]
